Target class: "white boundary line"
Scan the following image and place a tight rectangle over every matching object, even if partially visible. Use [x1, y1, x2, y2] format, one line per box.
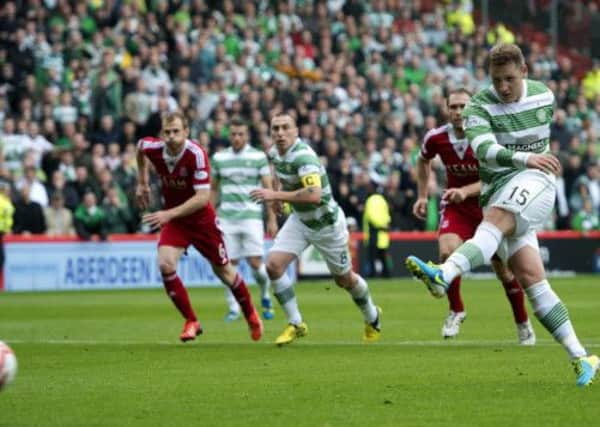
[4, 338, 600, 347]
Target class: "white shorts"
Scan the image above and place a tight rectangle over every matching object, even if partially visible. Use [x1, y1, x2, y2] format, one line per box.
[486, 169, 555, 263]
[487, 169, 556, 237]
[220, 218, 264, 261]
[270, 212, 352, 276]
[495, 229, 539, 264]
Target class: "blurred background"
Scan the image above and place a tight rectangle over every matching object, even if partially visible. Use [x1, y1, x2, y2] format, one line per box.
[0, 0, 599, 240]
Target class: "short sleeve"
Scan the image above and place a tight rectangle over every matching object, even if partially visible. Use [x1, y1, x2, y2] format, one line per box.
[420, 130, 438, 160]
[258, 152, 270, 176]
[137, 137, 162, 153]
[192, 147, 211, 190]
[210, 154, 220, 180]
[295, 153, 321, 178]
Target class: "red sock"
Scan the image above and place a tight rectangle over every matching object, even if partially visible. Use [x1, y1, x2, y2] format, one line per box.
[447, 277, 464, 313]
[229, 273, 256, 319]
[162, 271, 197, 321]
[502, 278, 528, 324]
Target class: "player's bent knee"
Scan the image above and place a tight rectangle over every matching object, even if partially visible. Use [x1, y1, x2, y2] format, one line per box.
[247, 256, 263, 270]
[508, 246, 545, 287]
[266, 259, 285, 280]
[213, 263, 236, 284]
[509, 261, 544, 287]
[491, 260, 513, 283]
[333, 272, 353, 289]
[494, 264, 514, 283]
[158, 258, 177, 275]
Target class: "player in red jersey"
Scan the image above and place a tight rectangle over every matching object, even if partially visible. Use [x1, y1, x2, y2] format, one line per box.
[136, 112, 262, 342]
[413, 89, 535, 344]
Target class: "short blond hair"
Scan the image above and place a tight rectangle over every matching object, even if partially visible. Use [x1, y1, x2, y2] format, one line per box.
[161, 111, 188, 129]
[489, 44, 525, 68]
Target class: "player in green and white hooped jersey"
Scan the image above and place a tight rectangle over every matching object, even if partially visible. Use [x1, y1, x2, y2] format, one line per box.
[250, 113, 381, 345]
[405, 44, 598, 386]
[211, 119, 278, 321]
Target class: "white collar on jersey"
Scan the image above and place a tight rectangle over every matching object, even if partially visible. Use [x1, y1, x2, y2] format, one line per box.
[447, 123, 467, 145]
[163, 139, 189, 172]
[231, 143, 250, 155]
[277, 137, 301, 158]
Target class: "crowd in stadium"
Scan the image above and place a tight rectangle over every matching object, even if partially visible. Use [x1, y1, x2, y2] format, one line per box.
[0, 0, 599, 239]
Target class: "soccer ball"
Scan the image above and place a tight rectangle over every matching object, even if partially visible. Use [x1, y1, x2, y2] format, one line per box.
[0, 341, 17, 391]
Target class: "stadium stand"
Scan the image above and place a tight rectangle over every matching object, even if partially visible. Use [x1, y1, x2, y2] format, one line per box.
[0, 0, 599, 236]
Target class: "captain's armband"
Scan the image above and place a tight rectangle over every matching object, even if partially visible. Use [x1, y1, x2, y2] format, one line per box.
[300, 173, 321, 188]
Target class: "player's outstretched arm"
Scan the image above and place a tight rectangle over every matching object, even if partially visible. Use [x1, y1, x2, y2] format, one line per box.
[261, 174, 279, 237]
[250, 185, 322, 205]
[443, 181, 482, 204]
[166, 188, 210, 219]
[251, 171, 322, 205]
[413, 156, 431, 220]
[464, 105, 534, 170]
[135, 147, 151, 210]
[142, 188, 210, 228]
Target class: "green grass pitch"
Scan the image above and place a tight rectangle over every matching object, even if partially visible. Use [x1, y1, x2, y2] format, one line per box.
[1, 275, 599, 426]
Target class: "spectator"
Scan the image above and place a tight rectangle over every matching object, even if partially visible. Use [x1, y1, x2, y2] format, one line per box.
[0, 0, 598, 234]
[90, 49, 122, 125]
[53, 91, 78, 126]
[1, 117, 31, 177]
[44, 192, 75, 236]
[74, 190, 107, 241]
[16, 165, 48, 208]
[13, 184, 46, 235]
[27, 122, 53, 169]
[102, 186, 133, 234]
[69, 165, 96, 201]
[571, 197, 600, 232]
[57, 150, 77, 182]
[140, 46, 172, 95]
[47, 170, 79, 211]
[91, 115, 120, 146]
[123, 78, 152, 127]
[104, 142, 122, 171]
[570, 161, 600, 214]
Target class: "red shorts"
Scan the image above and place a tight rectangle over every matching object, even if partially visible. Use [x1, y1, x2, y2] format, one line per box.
[159, 219, 229, 266]
[438, 204, 483, 241]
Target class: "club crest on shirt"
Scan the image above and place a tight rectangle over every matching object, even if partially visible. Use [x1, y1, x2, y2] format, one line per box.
[179, 167, 188, 177]
[195, 170, 208, 180]
[536, 108, 547, 123]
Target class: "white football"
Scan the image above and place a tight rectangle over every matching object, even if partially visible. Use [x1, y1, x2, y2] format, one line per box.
[0, 341, 17, 391]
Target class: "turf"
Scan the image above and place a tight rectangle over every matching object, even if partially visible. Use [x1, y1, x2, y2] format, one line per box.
[1, 276, 599, 426]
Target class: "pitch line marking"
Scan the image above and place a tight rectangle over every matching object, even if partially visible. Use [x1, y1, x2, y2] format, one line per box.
[4, 338, 600, 348]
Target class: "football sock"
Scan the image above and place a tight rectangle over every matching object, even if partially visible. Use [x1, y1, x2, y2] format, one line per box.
[442, 222, 503, 283]
[502, 278, 528, 324]
[525, 280, 586, 358]
[224, 287, 240, 313]
[252, 264, 271, 300]
[162, 271, 196, 321]
[229, 273, 256, 320]
[447, 277, 464, 313]
[347, 274, 379, 325]
[272, 273, 302, 325]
